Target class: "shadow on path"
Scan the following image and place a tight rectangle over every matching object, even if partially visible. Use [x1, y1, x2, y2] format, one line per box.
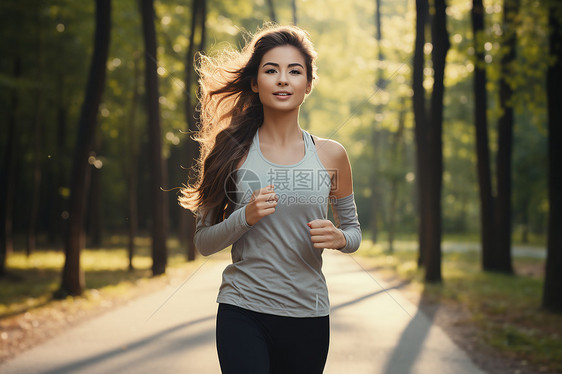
[330, 280, 411, 313]
[41, 315, 215, 374]
[382, 287, 439, 374]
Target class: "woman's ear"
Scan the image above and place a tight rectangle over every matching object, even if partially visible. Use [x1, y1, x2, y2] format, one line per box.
[305, 81, 312, 94]
[251, 79, 259, 93]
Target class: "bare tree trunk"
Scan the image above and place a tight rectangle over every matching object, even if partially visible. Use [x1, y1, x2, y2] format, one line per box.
[471, 0, 496, 271]
[388, 99, 406, 254]
[413, 0, 428, 268]
[48, 73, 69, 246]
[28, 18, 44, 257]
[266, 0, 277, 23]
[28, 88, 43, 256]
[181, 0, 206, 262]
[88, 161, 103, 248]
[413, 0, 448, 282]
[127, 53, 141, 271]
[370, 0, 385, 246]
[492, 0, 519, 274]
[292, 0, 297, 25]
[542, 3, 562, 312]
[59, 0, 111, 296]
[423, 0, 449, 283]
[140, 0, 167, 276]
[0, 57, 21, 277]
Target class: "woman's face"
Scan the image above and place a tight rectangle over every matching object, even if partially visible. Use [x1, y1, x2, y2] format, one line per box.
[251, 45, 312, 113]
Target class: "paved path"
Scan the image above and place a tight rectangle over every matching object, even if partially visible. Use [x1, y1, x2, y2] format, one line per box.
[1, 251, 486, 374]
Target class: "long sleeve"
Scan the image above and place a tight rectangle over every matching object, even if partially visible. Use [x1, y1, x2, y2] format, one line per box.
[331, 193, 362, 254]
[194, 205, 253, 256]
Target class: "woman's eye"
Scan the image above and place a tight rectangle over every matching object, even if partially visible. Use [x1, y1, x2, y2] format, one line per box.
[290, 69, 302, 75]
[265, 69, 277, 74]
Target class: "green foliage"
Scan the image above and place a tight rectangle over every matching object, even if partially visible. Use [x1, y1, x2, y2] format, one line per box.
[0, 0, 551, 246]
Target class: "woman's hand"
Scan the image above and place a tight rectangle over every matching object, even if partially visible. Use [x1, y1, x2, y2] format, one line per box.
[245, 184, 278, 226]
[307, 219, 346, 250]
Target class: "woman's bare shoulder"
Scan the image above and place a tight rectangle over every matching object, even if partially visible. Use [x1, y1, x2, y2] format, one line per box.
[311, 135, 349, 163]
[311, 134, 353, 197]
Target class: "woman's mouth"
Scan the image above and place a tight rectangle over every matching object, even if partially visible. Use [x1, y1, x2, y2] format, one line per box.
[273, 91, 292, 100]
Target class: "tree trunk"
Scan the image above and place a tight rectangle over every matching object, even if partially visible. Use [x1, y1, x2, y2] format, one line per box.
[28, 87, 43, 256]
[413, 0, 448, 282]
[542, 3, 562, 312]
[370, 134, 382, 244]
[181, 0, 206, 262]
[88, 162, 103, 248]
[140, 0, 167, 276]
[388, 99, 406, 254]
[127, 53, 141, 271]
[413, 0, 428, 268]
[49, 73, 69, 246]
[28, 20, 44, 257]
[492, 0, 519, 274]
[292, 0, 297, 25]
[423, 0, 449, 283]
[266, 0, 277, 23]
[471, 0, 496, 270]
[370, 0, 385, 246]
[59, 0, 111, 296]
[0, 57, 21, 277]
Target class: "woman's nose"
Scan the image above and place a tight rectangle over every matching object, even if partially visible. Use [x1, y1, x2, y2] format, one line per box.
[277, 71, 288, 85]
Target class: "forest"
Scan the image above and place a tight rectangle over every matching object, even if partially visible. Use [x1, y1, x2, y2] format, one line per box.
[1, 0, 561, 315]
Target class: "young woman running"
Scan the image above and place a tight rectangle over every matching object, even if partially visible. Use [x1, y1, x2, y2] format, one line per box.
[180, 24, 361, 374]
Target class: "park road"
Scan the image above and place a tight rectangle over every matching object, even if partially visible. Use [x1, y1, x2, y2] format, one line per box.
[1, 250, 486, 374]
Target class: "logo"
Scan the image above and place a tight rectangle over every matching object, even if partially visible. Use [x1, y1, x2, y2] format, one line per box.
[224, 168, 261, 205]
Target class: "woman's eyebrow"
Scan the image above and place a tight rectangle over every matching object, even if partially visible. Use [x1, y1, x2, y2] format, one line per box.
[262, 62, 304, 68]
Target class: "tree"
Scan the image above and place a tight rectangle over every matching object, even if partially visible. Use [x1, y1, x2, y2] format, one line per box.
[140, 0, 167, 276]
[266, 0, 277, 23]
[542, 1, 562, 312]
[27, 12, 45, 256]
[413, 0, 450, 283]
[471, 0, 495, 270]
[491, 0, 519, 274]
[0, 57, 20, 278]
[59, 0, 111, 296]
[425, 0, 449, 282]
[413, 0, 428, 269]
[370, 0, 385, 246]
[126, 52, 141, 271]
[181, 0, 206, 262]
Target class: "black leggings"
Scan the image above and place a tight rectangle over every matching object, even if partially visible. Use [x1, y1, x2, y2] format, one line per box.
[216, 303, 330, 374]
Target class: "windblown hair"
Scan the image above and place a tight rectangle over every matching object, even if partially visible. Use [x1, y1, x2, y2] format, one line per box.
[179, 24, 318, 224]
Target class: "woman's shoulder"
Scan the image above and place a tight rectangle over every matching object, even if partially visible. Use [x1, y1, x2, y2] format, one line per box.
[310, 134, 348, 159]
[309, 134, 350, 171]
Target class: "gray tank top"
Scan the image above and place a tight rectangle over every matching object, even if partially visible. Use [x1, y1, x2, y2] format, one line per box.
[217, 127, 332, 317]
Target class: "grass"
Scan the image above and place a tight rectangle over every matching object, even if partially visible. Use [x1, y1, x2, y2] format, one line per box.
[357, 240, 561, 373]
[0, 236, 201, 318]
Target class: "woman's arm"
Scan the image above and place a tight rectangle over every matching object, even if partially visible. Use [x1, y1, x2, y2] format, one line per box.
[194, 184, 279, 256]
[308, 138, 362, 253]
[194, 206, 252, 256]
[330, 193, 362, 253]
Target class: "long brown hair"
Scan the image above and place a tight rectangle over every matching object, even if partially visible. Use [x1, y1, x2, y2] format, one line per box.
[179, 24, 318, 224]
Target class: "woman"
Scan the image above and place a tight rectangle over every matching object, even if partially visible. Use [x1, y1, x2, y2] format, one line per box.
[180, 24, 361, 374]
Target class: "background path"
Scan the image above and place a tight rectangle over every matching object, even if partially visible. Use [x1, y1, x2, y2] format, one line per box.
[1, 251, 486, 374]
